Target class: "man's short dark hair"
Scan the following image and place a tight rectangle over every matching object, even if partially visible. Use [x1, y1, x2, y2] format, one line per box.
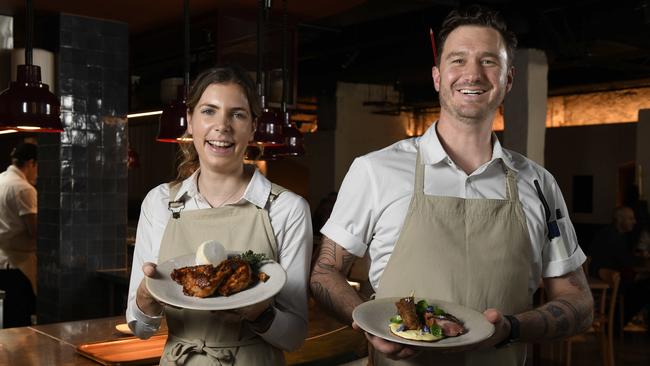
[11, 142, 38, 167]
[436, 4, 518, 66]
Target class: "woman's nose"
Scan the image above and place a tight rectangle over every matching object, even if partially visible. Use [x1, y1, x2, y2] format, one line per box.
[212, 113, 232, 132]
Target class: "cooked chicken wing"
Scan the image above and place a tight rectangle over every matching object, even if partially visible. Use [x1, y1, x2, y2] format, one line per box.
[217, 259, 253, 296]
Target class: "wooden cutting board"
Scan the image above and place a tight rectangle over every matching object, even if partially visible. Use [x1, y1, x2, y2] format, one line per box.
[76, 334, 167, 365]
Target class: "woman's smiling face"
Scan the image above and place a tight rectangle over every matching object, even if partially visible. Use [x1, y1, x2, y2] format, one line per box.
[187, 82, 255, 173]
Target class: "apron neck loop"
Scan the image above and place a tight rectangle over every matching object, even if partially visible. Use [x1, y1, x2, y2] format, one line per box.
[503, 163, 518, 202]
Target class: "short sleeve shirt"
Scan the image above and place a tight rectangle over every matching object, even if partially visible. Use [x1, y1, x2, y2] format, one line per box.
[322, 122, 586, 295]
[0, 165, 37, 258]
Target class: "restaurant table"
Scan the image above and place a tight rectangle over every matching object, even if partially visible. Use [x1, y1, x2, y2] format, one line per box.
[0, 300, 366, 365]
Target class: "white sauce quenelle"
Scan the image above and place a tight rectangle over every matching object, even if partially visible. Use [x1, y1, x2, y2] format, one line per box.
[195, 240, 227, 265]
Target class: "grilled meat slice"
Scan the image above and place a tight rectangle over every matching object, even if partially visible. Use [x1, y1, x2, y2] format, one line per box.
[258, 271, 270, 282]
[435, 318, 466, 336]
[171, 264, 232, 298]
[217, 259, 253, 296]
[395, 296, 421, 330]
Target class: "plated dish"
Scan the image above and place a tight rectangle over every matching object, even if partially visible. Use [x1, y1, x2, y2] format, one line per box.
[352, 297, 494, 349]
[146, 253, 286, 311]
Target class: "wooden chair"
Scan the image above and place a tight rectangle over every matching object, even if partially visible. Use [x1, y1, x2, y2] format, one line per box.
[565, 269, 620, 366]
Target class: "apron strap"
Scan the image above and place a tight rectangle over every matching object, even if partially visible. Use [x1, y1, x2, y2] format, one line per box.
[414, 150, 425, 195]
[166, 335, 261, 365]
[269, 183, 288, 204]
[167, 182, 185, 219]
[503, 164, 519, 202]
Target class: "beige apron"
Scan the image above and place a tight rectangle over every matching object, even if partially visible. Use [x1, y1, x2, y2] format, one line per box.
[373, 150, 533, 366]
[157, 182, 287, 366]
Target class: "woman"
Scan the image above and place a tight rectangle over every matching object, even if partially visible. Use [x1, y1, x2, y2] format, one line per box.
[126, 65, 312, 365]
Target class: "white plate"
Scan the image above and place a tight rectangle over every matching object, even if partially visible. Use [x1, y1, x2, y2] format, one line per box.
[146, 254, 286, 311]
[352, 297, 495, 349]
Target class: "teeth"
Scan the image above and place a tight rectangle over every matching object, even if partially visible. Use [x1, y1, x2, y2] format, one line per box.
[207, 141, 233, 147]
[459, 89, 484, 95]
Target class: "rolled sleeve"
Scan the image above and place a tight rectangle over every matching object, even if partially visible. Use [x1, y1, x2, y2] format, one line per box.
[320, 158, 376, 257]
[16, 187, 37, 216]
[543, 246, 587, 278]
[321, 221, 367, 257]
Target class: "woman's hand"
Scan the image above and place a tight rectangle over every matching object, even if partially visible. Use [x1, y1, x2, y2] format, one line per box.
[136, 262, 164, 316]
[352, 322, 419, 360]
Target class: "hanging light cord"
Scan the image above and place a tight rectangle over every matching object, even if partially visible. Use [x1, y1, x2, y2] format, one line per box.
[25, 0, 33, 65]
[282, 0, 288, 114]
[256, 0, 264, 98]
[183, 0, 190, 96]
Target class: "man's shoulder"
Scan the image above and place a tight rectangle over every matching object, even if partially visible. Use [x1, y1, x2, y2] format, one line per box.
[502, 148, 555, 181]
[357, 137, 418, 169]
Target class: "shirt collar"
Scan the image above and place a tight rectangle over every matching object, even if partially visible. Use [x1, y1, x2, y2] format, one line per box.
[418, 121, 518, 172]
[7, 165, 27, 181]
[174, 166, 271, 208]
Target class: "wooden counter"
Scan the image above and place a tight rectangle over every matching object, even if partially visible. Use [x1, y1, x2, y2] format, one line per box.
[0, 300, 366, 365]
[0, 316, 155, 365]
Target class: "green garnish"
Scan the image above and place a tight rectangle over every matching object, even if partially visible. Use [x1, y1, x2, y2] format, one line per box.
[238, 250, 268, 271]
[430, 324, 443, 337]
[390, 315, 403, 324]
[433, 306, 446, 316]
[416, 299, 429, 315]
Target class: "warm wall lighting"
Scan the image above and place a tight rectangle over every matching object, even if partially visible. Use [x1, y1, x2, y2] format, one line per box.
[404, 86, 650, 136]
[0, 129, 18, 134]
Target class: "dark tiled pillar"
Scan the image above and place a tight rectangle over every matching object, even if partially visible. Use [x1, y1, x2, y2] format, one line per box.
[37, 14, 128, 323]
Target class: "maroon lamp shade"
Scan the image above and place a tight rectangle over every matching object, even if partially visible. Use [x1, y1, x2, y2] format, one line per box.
[252, 108, 284, 147]
[0, 64, 63, 132]
[278, 111, 305, 157]
[157, 86, 188, 143]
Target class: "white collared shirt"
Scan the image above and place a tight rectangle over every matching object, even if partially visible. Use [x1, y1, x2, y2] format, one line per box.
[126, 167, 312, 351]
[322, 122, 585, 296]
[0, 165, 37, 269]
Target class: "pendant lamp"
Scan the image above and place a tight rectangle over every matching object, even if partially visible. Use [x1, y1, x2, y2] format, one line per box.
[156, 0, 191, 143]
[252, 0, 284, 148]
[0, 0, 63, 133]
[277, 0, 305, 157]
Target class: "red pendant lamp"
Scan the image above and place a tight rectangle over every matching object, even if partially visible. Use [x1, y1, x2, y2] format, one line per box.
[277, 0, 305, 157]
[0, 0, 63, 133]
[252, 0, 284, 148]
[156, 0, 191, 143]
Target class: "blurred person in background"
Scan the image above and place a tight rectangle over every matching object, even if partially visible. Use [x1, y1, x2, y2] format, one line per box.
[0, 142, 38, 327]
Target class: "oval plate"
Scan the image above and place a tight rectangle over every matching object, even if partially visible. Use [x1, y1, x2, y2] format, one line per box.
[352, 297, 495, 349]
[146, 253, 286, 311]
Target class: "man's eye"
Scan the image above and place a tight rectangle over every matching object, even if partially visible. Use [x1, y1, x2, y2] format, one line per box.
[451, 59, 464, 64]
[482, 59, 496, 65]
[201, 109, 215, 115]
[233, 112, 247, 119]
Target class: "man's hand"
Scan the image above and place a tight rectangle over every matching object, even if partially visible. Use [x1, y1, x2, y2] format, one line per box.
[136, 262, 164, 316]
[481, 309, 511, 348]
[352, 322, 419, 360]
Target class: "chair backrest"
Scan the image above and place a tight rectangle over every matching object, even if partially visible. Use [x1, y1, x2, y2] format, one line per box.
[597, 268, 621, 328]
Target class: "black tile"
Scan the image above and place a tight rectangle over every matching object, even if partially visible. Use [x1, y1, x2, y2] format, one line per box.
[72, 193, 88, 210]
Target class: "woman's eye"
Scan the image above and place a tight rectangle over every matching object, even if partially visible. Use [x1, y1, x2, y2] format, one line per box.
[201, 108, 215, 115]
[233, 112, 247, 119]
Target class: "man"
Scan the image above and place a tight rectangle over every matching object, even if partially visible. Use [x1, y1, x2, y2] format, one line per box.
[589, 206, 650, 330]
[310, 5, 593, 365]
[0, 142, 38, 327]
